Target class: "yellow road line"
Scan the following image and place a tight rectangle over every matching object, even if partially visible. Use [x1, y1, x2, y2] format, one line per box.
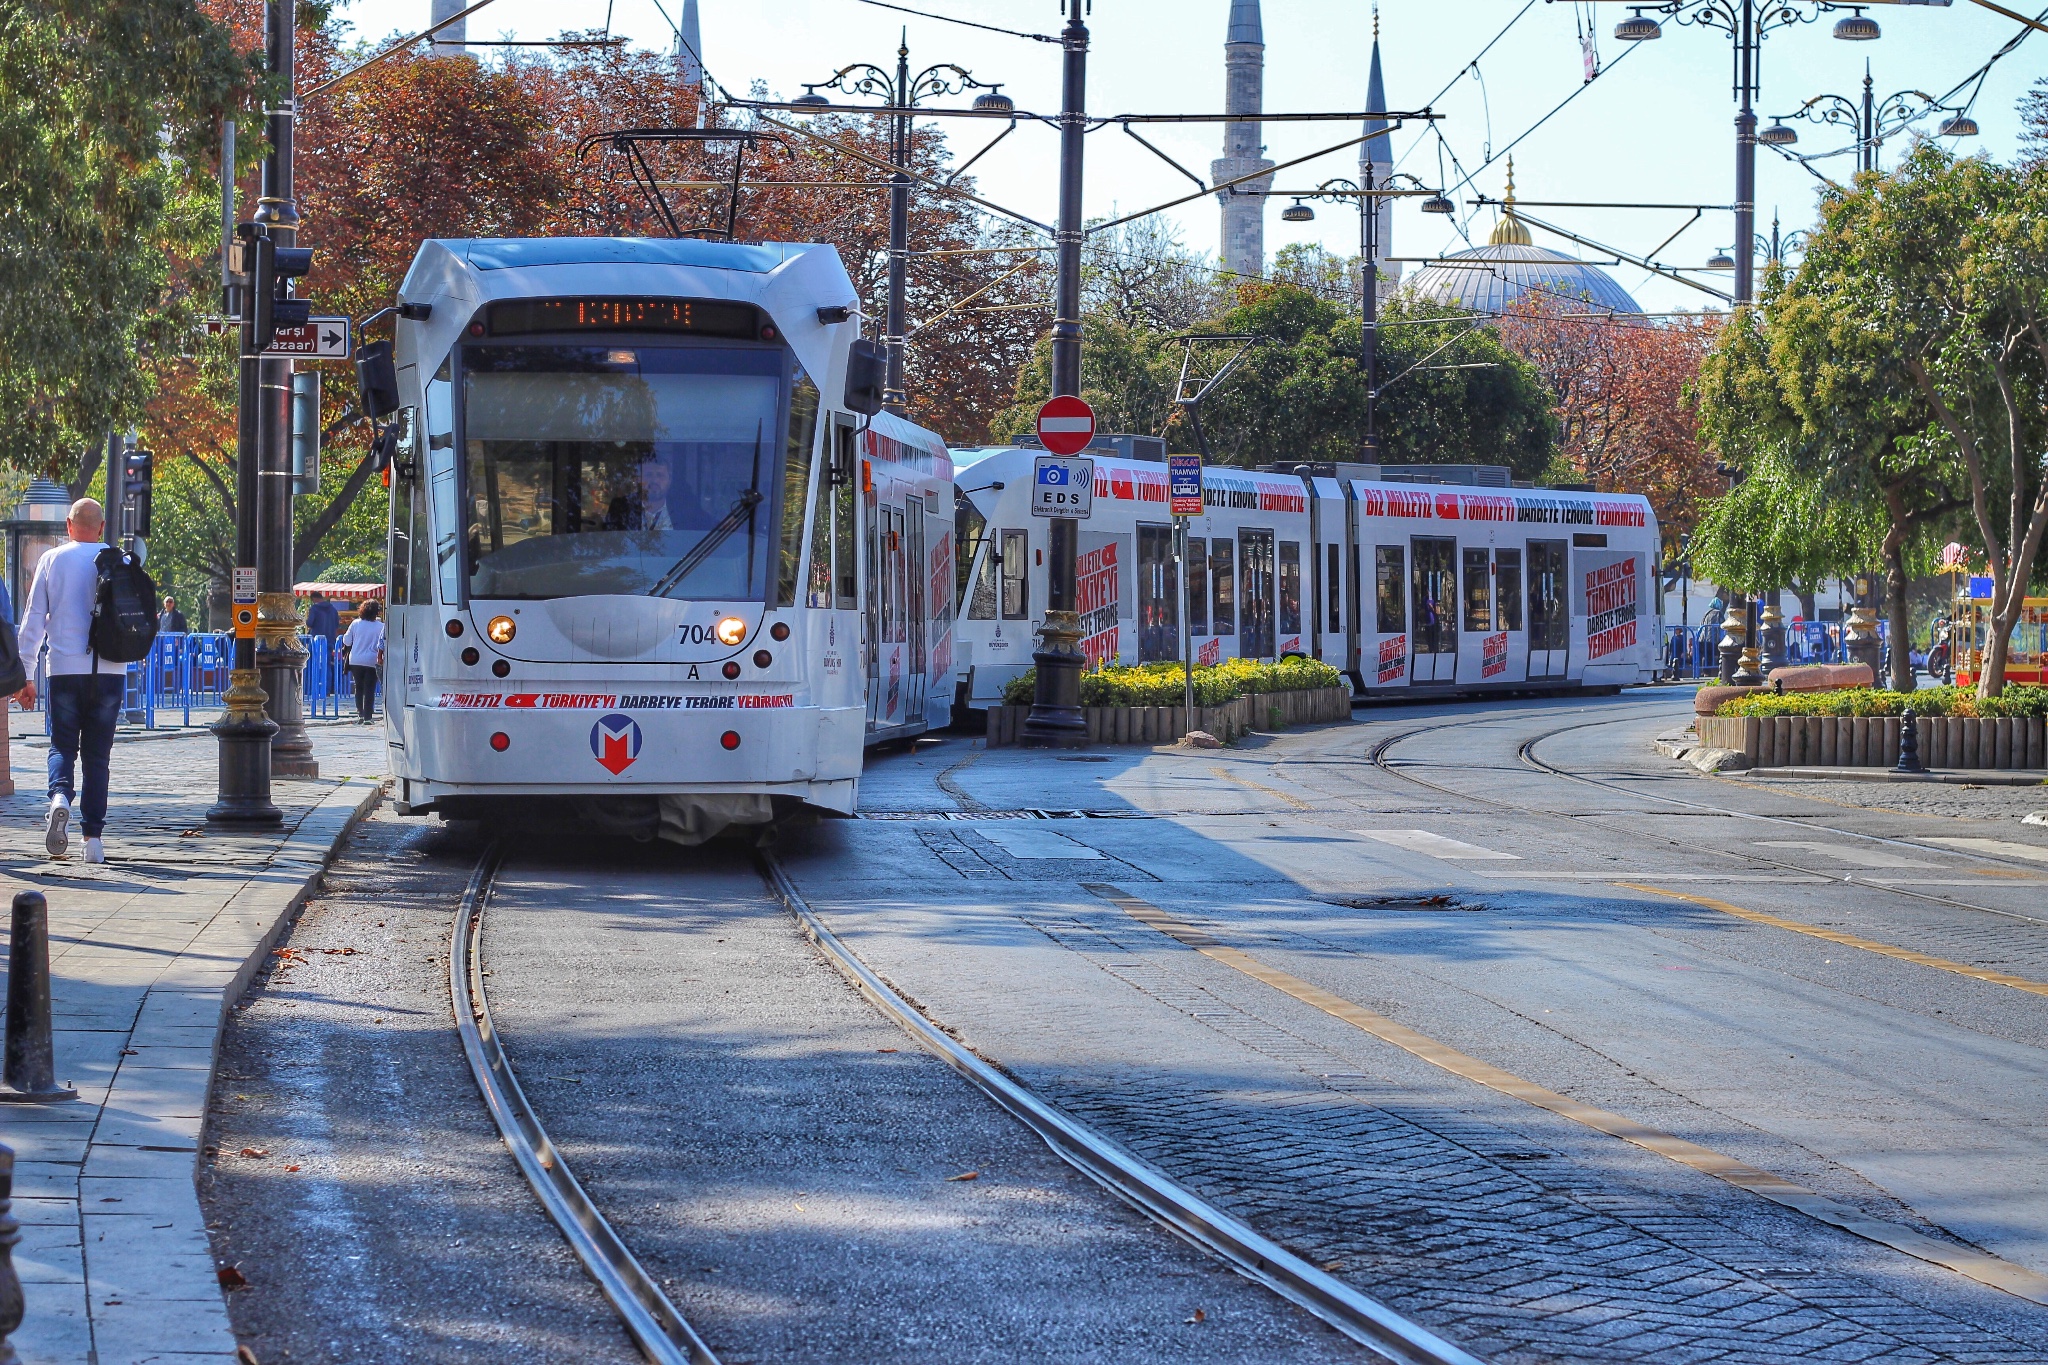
[1086, 882, 2048, 1308]
[1617, 882, 2048, 998]
[1209, 765, 1316, 811]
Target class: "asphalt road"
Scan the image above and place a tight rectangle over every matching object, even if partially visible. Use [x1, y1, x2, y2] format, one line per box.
[201, 689, 2048, 1363]
[789, 688, 2048, 1362]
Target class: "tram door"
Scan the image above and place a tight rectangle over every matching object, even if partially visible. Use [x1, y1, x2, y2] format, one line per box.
[904, 495, 928, 724]
[1137, 524, 1178, 662]
[1527, 539, 1569, 680]
[1410, 536, 1459, 682]
[1240, 528, 1276, 660]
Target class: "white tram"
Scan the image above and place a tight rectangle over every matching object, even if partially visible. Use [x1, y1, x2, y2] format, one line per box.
[377, 237, 954, 840]
[950, 445, 1662, 707]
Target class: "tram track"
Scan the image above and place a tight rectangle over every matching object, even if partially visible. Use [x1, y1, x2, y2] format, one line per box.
[453, 841, 1486, 1365]
[1332, 705, 2048, 929]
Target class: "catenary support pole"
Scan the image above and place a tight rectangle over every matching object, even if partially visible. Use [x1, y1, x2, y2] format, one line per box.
[1733, 0, 1757, 308]
[883, 33, 912, 412]
[210, 22, 282, 823]
[0, 893, 74, 1103]
[1021, 0, 1090, 748]
[256, 0, 317, 778]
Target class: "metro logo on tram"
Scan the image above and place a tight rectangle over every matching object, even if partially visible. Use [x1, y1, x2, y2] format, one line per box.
[590, 714, 643, 775]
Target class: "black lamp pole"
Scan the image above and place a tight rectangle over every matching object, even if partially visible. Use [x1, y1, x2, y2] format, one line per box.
[1020, 0, 1090, 747]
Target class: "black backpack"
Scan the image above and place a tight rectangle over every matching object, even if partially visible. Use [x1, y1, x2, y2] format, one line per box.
[89, 546, 159, 665]
[0, 618, 25, 697]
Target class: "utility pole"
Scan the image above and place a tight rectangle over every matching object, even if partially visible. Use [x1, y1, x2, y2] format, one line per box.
[1020, 0, 1089, 747]
[885, 33, 913, 411]
[1360, 158, 1380, 458]
[208, 4, 290, 824]
[256, 0, 317, 779]
[1732, 0, 1757, 309]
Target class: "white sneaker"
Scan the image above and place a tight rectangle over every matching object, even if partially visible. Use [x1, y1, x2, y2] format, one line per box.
[83, 837, 104, 865]
[44, 798, 69, 858]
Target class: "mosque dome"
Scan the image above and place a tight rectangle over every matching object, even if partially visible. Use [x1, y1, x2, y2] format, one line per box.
[1404, 163, 1644, 316]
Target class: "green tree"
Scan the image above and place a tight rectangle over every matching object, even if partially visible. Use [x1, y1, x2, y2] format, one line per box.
[0, 1, 254, 476]
[991, 282, 1554, 476]
[1778, 145, 2048, 694]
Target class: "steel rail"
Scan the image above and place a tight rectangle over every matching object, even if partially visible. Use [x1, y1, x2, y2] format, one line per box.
[757, 853, 1489, 1365]
[451, 849, 720, 1365]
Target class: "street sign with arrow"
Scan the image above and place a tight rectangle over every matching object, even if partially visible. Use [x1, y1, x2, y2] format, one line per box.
[264, 317, 352, 359]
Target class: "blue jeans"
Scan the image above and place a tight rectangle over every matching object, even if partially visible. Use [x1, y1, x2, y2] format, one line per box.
[46, 674, 123, 838]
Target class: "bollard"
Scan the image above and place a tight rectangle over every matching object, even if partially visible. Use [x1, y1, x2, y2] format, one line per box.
[1, 893, 74, 1103]
[1894, 706, 1926, 775]
[0, 1141, 20, 1365]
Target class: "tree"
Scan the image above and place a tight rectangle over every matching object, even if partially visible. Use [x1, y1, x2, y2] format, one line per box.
[989, 281, 1556, 476]
[1782, 144, 2048, 695]
[0, 0, 253, 476]
[1496, 299, 1722, 540]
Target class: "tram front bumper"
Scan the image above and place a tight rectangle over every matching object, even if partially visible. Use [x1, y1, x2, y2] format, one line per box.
[400, 702, 866, 803]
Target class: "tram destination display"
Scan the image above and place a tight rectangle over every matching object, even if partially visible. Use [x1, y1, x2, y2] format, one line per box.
[486, 297, 765, 338]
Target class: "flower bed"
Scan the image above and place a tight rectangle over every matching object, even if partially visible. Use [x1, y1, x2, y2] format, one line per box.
[1000, 657, 1346, 708]
[1712, 684, 2048, 719]
[987, 659, 1353, 747]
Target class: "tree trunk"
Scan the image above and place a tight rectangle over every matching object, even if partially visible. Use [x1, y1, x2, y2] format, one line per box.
[1884, 536, 1914, 693]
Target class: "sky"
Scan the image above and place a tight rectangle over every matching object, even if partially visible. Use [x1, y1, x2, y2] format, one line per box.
[331, 1, 2046, 314]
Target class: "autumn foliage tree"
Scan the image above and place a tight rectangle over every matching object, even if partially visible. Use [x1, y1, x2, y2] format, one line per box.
[138, 11, 1048, 613]
[1495, 298, 1721, 541]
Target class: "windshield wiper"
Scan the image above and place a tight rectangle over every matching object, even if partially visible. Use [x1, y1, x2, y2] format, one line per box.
[651, 421, 766, 599]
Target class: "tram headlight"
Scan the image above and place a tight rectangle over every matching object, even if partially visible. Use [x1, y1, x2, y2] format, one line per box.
[715, 615, 747, 647]
[487, 615, 516, 645]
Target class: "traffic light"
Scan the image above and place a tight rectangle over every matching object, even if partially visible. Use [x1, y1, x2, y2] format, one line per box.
[238, 223, 315, 351]
[124, 444, 154, 537]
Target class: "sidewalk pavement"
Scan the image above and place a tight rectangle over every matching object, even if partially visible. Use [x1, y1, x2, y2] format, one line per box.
[0, 719, 388, 1365]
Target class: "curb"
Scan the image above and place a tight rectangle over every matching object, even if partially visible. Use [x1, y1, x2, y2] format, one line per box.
[67, 776, 383, 1365]
[1741, 766, 2048, 787]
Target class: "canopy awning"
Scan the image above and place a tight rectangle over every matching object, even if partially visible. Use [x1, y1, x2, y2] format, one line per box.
[294, 582, 385, 601]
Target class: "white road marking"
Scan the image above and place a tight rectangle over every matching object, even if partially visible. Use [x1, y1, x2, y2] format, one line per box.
[1755, 841, 1942, 869]
[1921, 837, 2048, 865]
[975, 826, 1105, 859]
[1354, 830, 1520, 860]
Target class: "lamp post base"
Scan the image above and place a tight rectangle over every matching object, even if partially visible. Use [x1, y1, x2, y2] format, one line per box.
[207, 670, 282, 825]
[1020, 609, 1089, 748]
[259, 592, 319, 778]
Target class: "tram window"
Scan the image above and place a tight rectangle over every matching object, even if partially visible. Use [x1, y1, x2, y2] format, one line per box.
[388, 476, 412, 607]
[999, 529, 1029, 619]
[955, 490, 987, 605]
[1210, 537, 1235, 637]
[426, 369, 463, 605]
[1186, 538, 1208, 635]
[967, 541, 998, 620]
[1326, 543, 1342, 634]
[1278, 541, 1301, 637]
[775, 373, 821, 607]
[409, 480, 433, 607]
[459, 344, 794, 601]
[1463, 548, 1493, 632]
[1495, 549, 1524, 631]
[806, 450, 833, 608]
[1374, 546, 1405, 632]
[834, 424, 857, 610]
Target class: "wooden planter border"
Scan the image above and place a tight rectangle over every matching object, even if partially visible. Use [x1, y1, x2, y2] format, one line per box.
[985, 685, 1352, 747]
[1695, 713, 2047, 770]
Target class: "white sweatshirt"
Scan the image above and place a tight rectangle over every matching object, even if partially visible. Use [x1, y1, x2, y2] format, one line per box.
[18, 540, 127, 677]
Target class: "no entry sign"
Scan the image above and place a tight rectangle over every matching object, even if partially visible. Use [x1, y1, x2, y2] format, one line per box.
[1035, 395, 1095, 456]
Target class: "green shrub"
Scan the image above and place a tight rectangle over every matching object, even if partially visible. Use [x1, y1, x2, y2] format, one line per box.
[1000, 656, 1346, 708]
[1715, 683, 2048, 719]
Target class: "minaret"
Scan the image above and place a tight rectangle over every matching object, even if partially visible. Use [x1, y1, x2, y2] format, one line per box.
[678, 0, 704, 87]
[1212, 0, 1275, 277]
[1362, 9, 1401, 297]
[429, 0, 467, 56]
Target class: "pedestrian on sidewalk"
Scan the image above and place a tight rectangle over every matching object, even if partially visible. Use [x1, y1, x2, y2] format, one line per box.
[339, 599, 384, 725]
[156, 595, 188, 634]
[14, 499, 128, 863]
[304, 592, 341, 697]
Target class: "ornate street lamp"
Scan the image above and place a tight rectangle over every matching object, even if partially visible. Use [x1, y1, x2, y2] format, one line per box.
[1610, 1, 1884, 307]
[1773, 66, 1965, 175]
[796, 32, 1008, 412]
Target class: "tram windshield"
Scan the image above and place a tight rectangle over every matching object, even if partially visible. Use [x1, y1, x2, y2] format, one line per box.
[460, 344, 811, 601]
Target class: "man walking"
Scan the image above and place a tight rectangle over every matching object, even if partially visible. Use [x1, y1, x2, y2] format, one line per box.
[304, 592, 341, 698]
[14, 499, 127, 863]
[156, 595, 189, 634]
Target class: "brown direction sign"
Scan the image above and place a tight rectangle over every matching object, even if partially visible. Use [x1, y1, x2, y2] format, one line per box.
[263, 317, 351, 359]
